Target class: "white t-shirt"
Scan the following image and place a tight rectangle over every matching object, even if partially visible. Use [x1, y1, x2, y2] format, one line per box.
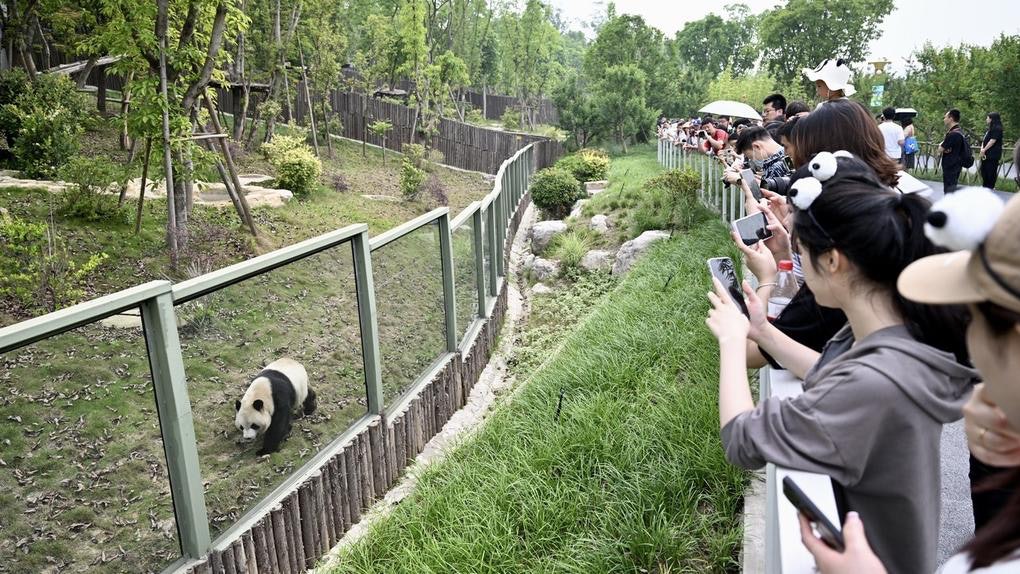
[938, 551, 1020, 573]
[880, 121, 905, 159]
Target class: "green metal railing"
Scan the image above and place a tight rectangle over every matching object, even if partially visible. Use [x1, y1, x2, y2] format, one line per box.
[0, 143, 537, 572]
[657, 138, 745, 224]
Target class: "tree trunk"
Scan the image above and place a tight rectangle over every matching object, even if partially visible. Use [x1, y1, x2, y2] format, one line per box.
[299, 50, 319, 156]
[76, 56, 97, 89]
[120, 72, 134, 150]
[482, 84, 487, 118]
[204, 93, 256, 235]
[35, 16, 49, 70]
[157, 3, 180, 266]
[134, 138, 152, 234]
[320, 96, 334, 159]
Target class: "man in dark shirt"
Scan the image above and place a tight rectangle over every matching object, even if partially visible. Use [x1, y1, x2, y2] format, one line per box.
[939, 108, 968, 193]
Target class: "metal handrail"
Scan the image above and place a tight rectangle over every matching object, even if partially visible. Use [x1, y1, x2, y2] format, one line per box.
[368, 207, 447, 252]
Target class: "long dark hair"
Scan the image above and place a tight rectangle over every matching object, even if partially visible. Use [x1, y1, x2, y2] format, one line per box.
[790, 99, 901, 187]
[791, 157, 969, 361]
[964, 302, 1020, 567]
[988, 112, 1003, 131]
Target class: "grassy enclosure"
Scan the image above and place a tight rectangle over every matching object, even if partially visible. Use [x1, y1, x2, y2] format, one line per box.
[0, 114, 494, 571]
[331, 220, 748, 573]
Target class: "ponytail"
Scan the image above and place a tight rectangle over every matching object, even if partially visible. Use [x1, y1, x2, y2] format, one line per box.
[793, 163, 970, 362]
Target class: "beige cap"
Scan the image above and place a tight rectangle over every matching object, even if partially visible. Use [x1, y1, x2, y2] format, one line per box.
[898, 193, 1020, 313]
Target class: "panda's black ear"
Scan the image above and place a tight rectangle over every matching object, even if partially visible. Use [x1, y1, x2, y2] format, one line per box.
[235, 400, 241, 411]
[253, 399, 264, 412]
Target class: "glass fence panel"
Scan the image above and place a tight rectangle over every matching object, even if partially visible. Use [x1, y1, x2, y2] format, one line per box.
[372, 222, 447, 406]
[176, 241, 364, 538]
[452, 220, 479, 340]
[0, 317, 179, 573]
[482, 207, 493, 297]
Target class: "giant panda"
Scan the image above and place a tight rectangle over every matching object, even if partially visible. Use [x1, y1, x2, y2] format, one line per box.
[234, 358, 317, 456]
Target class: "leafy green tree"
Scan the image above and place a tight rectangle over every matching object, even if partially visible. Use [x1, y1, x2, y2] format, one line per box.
[583, 13, 669, 120]
[552, 71, 600, 149]
[706, 68, 779, 109]
[758, 0, 895, 86]
[593, 64, 655, 154]
[672, 4, 759, 76]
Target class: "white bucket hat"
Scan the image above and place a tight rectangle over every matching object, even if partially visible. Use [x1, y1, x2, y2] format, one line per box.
[802, 58, 857, 97]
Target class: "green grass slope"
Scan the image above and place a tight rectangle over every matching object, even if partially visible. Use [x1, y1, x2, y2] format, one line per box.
[332, 220, 748, 573]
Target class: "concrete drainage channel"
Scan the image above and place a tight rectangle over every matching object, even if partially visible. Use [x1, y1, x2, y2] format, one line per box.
[312, 204, 539, 572]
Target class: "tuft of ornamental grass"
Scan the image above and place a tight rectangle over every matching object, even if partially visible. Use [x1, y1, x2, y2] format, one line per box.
[331, 219, 748, 573]
[548, 230, 595, 271]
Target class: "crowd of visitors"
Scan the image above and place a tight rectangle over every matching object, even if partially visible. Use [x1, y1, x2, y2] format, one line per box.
[674, 58, 1020, 573]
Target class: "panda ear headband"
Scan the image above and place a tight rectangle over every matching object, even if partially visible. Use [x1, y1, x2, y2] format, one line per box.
[924, 187, 1020, 300]
[786, 150, 857, 243]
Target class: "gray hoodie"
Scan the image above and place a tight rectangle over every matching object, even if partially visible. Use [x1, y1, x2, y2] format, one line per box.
[721, 325, 978, 574]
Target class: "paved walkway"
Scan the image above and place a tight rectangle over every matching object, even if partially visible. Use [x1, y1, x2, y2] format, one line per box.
[919, 178, 1014, 203]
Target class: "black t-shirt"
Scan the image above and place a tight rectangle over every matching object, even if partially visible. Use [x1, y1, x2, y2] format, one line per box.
[984, 126, 1004, 160]
[759, 284, 848, 370]
[941, 128, 967, 170]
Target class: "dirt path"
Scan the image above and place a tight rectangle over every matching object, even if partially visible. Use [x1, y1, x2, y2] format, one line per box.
[312, 204, 539, 573]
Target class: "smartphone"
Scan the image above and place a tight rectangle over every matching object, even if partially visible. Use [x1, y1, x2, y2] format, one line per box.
[731, 212, 773, 246]
[782, 476, 846, 552]
[783, 155, 796, 172]
[707, 257, 749, 317]
[740, 169, 764, 201]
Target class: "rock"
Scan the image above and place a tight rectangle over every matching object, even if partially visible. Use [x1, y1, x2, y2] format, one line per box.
[569, 199, 587, 219]
[580, 250, 614, 271]
[589, 214, 611, 234]
[361, 194, 401, 202]
[612, 230, 671, 276]
[530, 257, 560, 282]
[530, 220, 567, 255]
[523, 254, 536, 271]
[585, 180, 609, 196]
[531, 283, 555, 295]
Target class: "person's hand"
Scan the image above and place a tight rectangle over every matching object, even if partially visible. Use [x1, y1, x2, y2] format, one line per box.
[739, 279, 770, 341]
[732, 233, 777, 285]
[964, 383, 1020, 467]
[980, 151, 987, 160]
[706, 277, 750, 344]
[759, 203, 792, 262]
[760, 189, 790, 223]
[799, 511, 888, 574]
[723, 169, 741, 185]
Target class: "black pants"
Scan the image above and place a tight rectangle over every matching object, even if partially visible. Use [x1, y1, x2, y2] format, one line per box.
[981, 158, 1000, 189]
[943, 167, 962, 193]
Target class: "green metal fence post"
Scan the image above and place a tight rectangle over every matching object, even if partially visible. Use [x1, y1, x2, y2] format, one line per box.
[139, 290, 211, 559]
[352, 232, 384, 414]
[473, 207, 486, 316]
[494, 191, 505, 277]
[486, 204, 499, 293]
[437, 212, 458, 352]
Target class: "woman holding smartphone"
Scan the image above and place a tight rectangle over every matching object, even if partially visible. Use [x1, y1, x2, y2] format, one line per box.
[799, 191, 1020, 573]
[705, 153, 976, 574]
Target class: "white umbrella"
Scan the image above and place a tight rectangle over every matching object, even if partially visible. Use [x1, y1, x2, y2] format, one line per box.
[698, 100, 762, 121]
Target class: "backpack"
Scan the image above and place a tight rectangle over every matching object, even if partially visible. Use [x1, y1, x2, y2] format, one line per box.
[957, 130, 975, 169]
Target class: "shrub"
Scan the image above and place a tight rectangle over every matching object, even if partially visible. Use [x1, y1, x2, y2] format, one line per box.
[501, 107, 521, 131]
[402, 143, 428, 170]
[0, 71, 88, 178]
[556, 148, 611, 183]
[421, 174, 448, 207]
[530, 167, 584, 219]
[0, 215, 108, 313]
[331, 173, 350, 193]
[549, 230, 594, 271]
[641, 168, 710, 232]
[465, 107, 485, 125]
[262, 136, 322, 197]
[58, 156, 129, 223]
[400, 157, 427, 201]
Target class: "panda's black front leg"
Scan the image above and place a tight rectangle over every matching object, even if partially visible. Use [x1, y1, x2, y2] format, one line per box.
[257, 410, 293, 456]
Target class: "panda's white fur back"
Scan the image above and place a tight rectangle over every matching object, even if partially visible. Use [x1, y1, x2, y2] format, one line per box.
[262, 357, 308, 407]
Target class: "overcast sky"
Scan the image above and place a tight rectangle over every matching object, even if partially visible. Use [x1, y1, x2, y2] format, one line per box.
[546, 0, 1020, 75]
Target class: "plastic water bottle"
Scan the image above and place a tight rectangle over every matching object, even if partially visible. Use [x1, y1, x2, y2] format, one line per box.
[768, 260, 798, 321]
